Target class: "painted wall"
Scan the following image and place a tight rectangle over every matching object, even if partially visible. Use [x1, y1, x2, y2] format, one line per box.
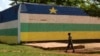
[0, 5, 19, 44]
[20, 3, 100, 42]
[21, 3, 87, 16]
[20, 13, 100, 41]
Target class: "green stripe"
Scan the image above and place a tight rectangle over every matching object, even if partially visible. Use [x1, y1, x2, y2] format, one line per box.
[21, 23, 100, 32]
[0, 28, 18, 36]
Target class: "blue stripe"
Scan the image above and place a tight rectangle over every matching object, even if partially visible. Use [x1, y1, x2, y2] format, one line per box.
[0, 5, 19, 23]
[21, 3, 87, 16]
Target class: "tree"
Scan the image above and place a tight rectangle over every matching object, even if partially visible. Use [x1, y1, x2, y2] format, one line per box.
[10, 0, 18, 5]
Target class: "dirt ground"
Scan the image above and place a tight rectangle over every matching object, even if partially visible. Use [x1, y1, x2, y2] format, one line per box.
[60, 43, 100, 56]
[24, 42, 100, 56]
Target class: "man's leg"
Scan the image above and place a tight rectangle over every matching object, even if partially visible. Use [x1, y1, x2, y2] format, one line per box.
[71, 43, 75, 53]
[65, 43, 70, 52]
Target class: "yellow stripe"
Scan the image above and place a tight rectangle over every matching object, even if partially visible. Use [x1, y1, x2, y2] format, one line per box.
[21, 31, 100, 41]
[0, 36, 18, 44]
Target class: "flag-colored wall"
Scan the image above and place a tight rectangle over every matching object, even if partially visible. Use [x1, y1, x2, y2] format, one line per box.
[0, 3, 100, 43]
[0, 20, 18, 44]
[20, 13, 100, 41]
[20, 4, 100, 42]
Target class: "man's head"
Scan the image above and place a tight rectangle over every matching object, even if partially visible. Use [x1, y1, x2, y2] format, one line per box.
[68, 33, 71, 36]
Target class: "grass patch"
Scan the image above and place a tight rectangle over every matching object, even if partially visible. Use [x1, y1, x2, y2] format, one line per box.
[0, 44, 83, 56]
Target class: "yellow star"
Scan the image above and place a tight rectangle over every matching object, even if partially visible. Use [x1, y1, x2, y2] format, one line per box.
[49, 7, 57, 14]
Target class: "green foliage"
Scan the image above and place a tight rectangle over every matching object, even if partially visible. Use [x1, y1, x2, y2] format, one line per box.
[10, 0, 100, 17]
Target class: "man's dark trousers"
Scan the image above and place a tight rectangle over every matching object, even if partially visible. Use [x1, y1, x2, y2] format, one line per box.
[66, 40, 75, 53]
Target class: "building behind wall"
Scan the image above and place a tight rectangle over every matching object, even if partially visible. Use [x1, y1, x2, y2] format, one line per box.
[0, 5, 19, 44]
[0, 3, 100, 44]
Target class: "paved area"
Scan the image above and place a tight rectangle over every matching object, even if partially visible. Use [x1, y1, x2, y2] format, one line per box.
[24, 42, 100, 48]
[82, 43, 100, 48]
[24, 42, 100, 50]
[25, 42, 67, 48]
[24, 42, 85, 49]
[24, 42, 100, 55]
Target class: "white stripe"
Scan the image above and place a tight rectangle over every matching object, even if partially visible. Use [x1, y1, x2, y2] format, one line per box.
[0, 20, 18, 29]
[20, 13, 100, 24]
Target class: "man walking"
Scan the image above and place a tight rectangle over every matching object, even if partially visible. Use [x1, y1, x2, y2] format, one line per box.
[65, 33, 75, 53]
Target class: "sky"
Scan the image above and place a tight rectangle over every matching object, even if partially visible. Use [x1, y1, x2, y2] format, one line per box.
[0, 0, 99, 11]
[0, 0, 12, 11]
